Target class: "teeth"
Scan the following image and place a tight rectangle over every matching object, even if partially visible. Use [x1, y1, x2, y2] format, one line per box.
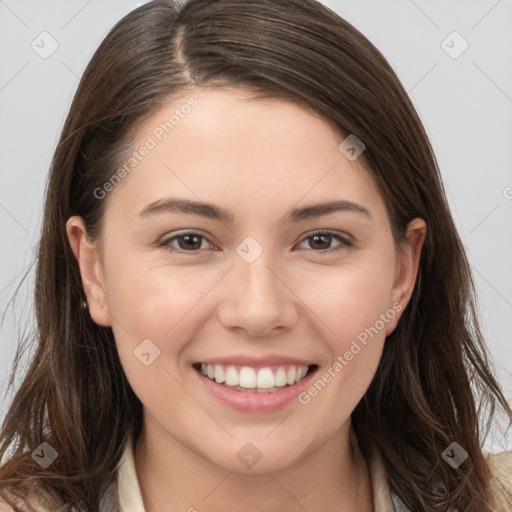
[214, 365, 225, 384]
[286, 366, 296, 385]
[240, 367, 256, 388]
[256, 368, 274, 389]
[274, 367, 287, 387]
[199, 363, 310, 390]
[225, 366, 239, 386]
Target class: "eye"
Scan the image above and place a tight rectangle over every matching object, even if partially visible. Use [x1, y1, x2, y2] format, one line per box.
[296, 230, 352, 255]
[158, 231, 214, 253]
[158, 230, 352, 255]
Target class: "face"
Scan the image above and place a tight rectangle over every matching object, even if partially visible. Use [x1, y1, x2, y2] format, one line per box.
[67, 87, 425, 474]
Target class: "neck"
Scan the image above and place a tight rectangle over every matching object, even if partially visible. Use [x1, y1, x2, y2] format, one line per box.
[134, 419, 374, 512]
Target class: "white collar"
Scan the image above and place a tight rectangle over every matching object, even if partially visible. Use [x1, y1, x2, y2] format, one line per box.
[116, 434, 146, 511]
[114, 430, 403, 512]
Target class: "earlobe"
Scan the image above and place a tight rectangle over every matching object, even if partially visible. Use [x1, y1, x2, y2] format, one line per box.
[66, 216, 112, 327]
[385, 218, 427, 336]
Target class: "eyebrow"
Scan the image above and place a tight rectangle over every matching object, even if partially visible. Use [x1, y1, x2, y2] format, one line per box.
[139, 198, 372, 223]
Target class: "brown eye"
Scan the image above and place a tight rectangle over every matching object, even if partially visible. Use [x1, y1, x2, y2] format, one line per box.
[160, 232, 212, 253]
[297, 231, 352, 254]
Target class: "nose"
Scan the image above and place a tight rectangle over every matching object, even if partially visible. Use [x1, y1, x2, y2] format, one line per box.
[216, 251, 298, 337]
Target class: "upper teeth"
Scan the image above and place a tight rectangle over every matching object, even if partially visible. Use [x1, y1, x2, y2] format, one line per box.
[200, 364, 309, 389]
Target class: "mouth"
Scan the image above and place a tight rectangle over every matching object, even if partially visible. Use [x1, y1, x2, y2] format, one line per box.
[192, 362, 319, 393]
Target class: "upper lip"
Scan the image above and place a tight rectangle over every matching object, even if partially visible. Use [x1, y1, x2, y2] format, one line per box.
[196, 355, 315, 368]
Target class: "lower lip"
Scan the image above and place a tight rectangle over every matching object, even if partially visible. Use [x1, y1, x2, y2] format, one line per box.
[194, 366, 317, 413]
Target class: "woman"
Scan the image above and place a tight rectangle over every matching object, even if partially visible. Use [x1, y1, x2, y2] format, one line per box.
[1, 0, 511, 510]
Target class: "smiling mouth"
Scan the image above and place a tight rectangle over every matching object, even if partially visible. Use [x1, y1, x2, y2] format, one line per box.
[192, 362, 318, 393]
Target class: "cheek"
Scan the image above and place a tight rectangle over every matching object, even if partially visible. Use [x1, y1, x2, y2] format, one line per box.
[102, 253, 218, 363]
[102, 257, 215, 417]
[105, 243, 396, 360]
[294, 255, 396, 343]
[292, 256, 396, 423]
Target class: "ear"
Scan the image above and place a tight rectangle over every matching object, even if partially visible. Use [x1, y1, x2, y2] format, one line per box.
[66, 216, 112, 327]
[385, 218, 427, 336]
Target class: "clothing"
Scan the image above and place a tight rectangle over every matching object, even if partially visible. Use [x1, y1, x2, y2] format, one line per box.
[104, 430, 512, 511]
[100, 430, 415, 511]
[108, 431, 406, 511]
[1, 433, 511, 511]
[99, 426, 407, 510]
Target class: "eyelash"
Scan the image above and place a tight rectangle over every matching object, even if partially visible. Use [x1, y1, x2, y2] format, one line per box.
[158, 230, 352, 255]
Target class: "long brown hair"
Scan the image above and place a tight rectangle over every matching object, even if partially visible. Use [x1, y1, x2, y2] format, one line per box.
[1, 0, 511, 510]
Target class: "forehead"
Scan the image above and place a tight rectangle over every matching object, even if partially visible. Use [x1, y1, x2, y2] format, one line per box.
[105, 87, 384, 224]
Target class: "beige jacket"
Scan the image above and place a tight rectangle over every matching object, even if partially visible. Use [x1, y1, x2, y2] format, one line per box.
[107, 435, 512, 512]
[2, 436, 512, 511]
[110, 431, 405, 511]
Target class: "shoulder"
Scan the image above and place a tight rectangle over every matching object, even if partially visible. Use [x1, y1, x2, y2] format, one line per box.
[485, 450, 512, 509]
[0, 495, 22, 512]
[0, 491, 20, 512]
[0, 488, 60, 512]
[487, 450, 512, 482]
[0, 494, 33, 512]
[0, 501, 14, 512]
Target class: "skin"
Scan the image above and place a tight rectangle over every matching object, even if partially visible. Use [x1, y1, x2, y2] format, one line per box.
[67, 87, 426, 512]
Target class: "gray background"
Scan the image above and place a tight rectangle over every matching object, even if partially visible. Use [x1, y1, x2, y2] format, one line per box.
[1, 0, 511, 452]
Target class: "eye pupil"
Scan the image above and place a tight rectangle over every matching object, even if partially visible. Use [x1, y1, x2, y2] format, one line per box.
[310, 234, 331, 250]
[180, 234, 202, 250]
